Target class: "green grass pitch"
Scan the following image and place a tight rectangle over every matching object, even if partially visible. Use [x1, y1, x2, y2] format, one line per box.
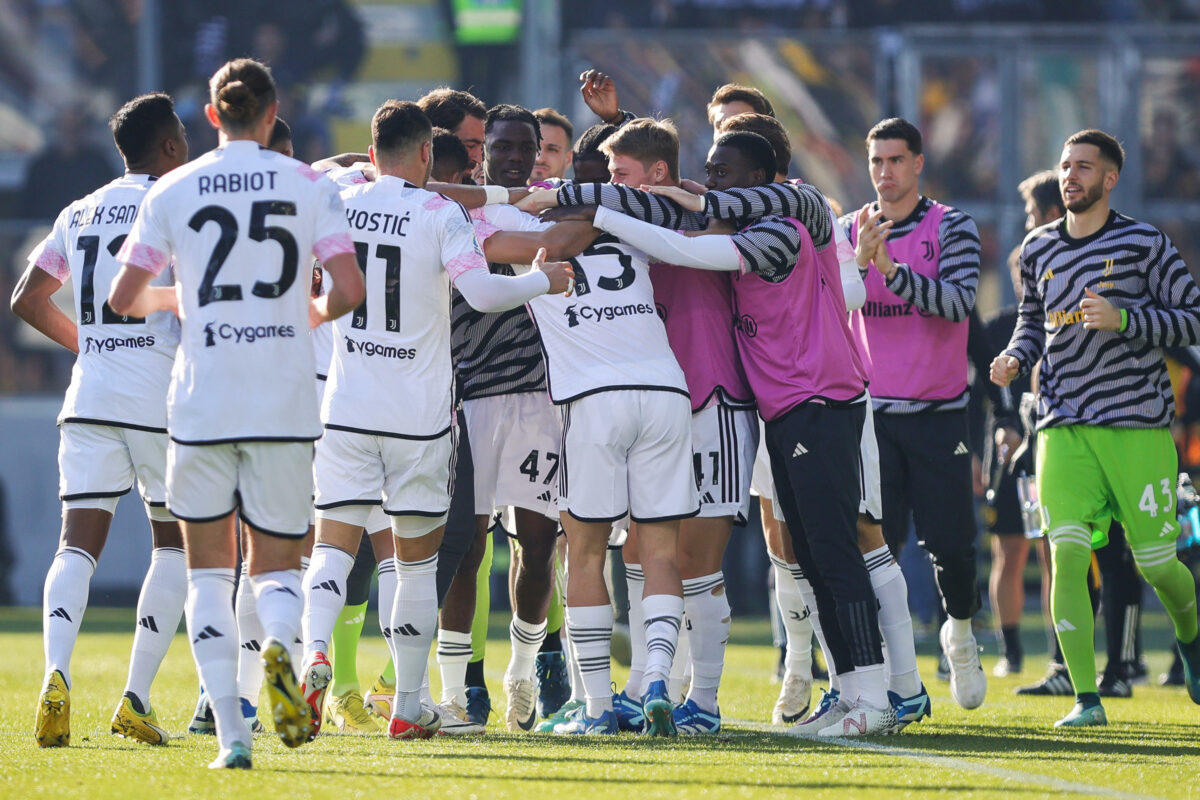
[1, 608, 1197, 799]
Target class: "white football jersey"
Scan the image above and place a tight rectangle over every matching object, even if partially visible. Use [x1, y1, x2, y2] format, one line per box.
[525, 235, 688, 403]
[118, 140, 354, 444]
[323, 176, 487, 438]
[28, 173, 179, 430]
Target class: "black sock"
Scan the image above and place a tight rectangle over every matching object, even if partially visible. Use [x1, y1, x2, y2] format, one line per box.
[1001, 625, 1023, 663]
[465, 659, 485, 689]
[1076, 691, 1101, 708]
[540, 629, 562, 653]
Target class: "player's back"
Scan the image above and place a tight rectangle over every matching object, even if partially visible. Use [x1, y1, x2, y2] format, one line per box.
[31, 174, 178, 429]
[527, 236, 687, 403]
[325, 177, 466, 438]
[125, 140, 350, 443]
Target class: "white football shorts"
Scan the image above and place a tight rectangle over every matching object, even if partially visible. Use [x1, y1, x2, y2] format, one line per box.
[59, 422, 175, 521]
[313, 427, 453, 537]
[168, 440, 313, 537]
[691, 404, 757, 524]
[558, 389, 698, 523]
[463, 392, 560, 520]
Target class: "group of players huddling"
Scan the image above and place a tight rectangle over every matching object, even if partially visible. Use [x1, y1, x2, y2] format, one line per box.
[13, 55, 1200, 769]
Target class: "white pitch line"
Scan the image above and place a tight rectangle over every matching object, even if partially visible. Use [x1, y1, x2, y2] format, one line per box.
[729, 718, 1166, 800]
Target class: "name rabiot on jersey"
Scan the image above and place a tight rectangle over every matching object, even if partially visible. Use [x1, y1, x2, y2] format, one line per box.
[28, 173, 179, 431]
[117, 141, 353, 444]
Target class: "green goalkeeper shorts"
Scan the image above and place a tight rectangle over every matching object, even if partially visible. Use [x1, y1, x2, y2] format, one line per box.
[1036, 425, 1180, 551]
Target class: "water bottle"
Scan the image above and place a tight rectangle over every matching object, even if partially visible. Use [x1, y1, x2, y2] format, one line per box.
[1016, 470, 1042, 539]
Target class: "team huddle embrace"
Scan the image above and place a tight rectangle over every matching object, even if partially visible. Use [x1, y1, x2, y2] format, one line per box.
[14, 56, 1200, 770]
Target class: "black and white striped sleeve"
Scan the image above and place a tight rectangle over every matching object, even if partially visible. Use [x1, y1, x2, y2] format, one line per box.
[1002, 241, 1046, 375]
[701, 182, 832, 249]
[1121, 232, 1200, 348]
[730, 218, 804, 281]
[556, 182, 699, 230]
[884, 207, 979, 322]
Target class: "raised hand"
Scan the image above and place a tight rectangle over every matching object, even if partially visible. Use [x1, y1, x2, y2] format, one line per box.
[855, 205, 894, 274]
[580, 69, 621, 124]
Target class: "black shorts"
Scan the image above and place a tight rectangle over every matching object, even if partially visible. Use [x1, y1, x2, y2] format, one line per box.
[875, 409, 979, 555]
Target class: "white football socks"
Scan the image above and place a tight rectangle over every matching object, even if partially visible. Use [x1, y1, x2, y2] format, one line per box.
[864, 545, 922, 696]
[389, 554, 438, 720]
[567, 604, 614, 717]
[42, 546, 96, 689]
[507, 615, 548, 681]
[235, 562, 264, 707]
[249, 569, 303, 650]
[301, 542, 355, 658]
[186, 568, 245, 748]
[683, 572, 729, 713]
[771, 555, 813, 678]
[643, 593, 684, 687]
[436, 629, 472, 705]
[123, 546, 186, 709]
[795, 573, 839, 693]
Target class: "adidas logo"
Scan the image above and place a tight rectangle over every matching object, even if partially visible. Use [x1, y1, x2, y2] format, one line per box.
[314, 580, 341, 596]
[953, 442, 969, 456]
[537, 490, 552, 503]
[391, 623, 421, 637]
[138, 616, 158, 633]
[701, 492, 715, 504]
[192, 625, 223, 643]
[792, 443, 808, 457]
[1055, 618, 1077, 633]
[270, 586, 300, 598]
[241, 639, 262, 652]
[48, 607, 72, 622]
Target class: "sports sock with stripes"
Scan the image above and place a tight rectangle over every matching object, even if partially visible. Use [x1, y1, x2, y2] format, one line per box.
[436, 629, 472, 704]
[301, 542, 355, 657]
[389, 554, 438, 701]
[642, 593, 684, 687]
[186, 568, 244, 748]
[235, 562, 265, 706]
[250, 569, 303, 650]
[770, 555, 813, 679]
[43, 546, 95, 690]
[123, 546, 186, 708]
[330, 601, 367, 695]
[507, 615, 548, 681]
[623, 562, 646, 697]
[376, 555, 397, 683]
[567, 604, 614, 717]
[683, 572, 729, 714]
[289, 556, 310, 668]
[865, 545, 922, 697]
[796, 574, 839, 693]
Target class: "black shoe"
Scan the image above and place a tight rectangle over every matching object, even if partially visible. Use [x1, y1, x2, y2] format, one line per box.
[1126, 657, 1149, 686]
[465, 686, 492, 725]
[1098, 666, 1133, 698]
[1015, 663, 1073, 696]
[1160, 654, 1185, 687]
